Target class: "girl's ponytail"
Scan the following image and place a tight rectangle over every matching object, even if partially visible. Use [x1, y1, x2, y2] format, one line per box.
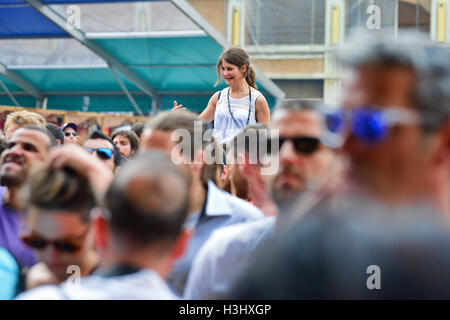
[245, 65, 257, 89]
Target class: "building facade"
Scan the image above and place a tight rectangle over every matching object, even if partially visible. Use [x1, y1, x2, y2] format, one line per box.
[187, 0, 450, 105]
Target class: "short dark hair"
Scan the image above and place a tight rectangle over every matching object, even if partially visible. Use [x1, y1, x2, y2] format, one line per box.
[273, 99, 317, 116]
[104, 151, 190, 249]
[131, 122, 145, 138]
[46, 123, 64, 145]
[145, 110, 212, 161]
[0, 134, 7, 156]
[23, 126, 58, 148]
[86, 130, 122, 167]
[200, 137, 223, 188]
[111, 130, 140, 153]
[228, 123, 270, 164]
[23, 165, 97, 224]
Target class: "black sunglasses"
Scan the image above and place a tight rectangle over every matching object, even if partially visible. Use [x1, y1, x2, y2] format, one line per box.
[64, 132, 78, 137]
[85, 148, 115, 160]
[22, 235, 83, 253]
[277, 136, 321, 156]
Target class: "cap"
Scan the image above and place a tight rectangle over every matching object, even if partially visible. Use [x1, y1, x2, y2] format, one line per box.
[61, 122, 78, 132]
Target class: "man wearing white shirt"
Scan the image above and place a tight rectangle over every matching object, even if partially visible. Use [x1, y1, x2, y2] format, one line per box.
[17, 151, 190, 300]
[184, 101, 342, 299]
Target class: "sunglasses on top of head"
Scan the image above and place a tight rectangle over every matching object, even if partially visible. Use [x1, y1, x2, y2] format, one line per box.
[21, 234, 83, 253]
[85, 148, 115, 160]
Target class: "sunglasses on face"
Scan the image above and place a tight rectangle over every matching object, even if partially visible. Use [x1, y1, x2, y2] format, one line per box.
[276, 136, 321, 156]
[64, 132, 78, 137]
[21, 234, 83, 253]
[85, 148, 115, 160]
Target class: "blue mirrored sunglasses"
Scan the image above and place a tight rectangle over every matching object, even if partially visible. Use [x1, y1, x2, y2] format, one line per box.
[325, 106, 423, 145]
[85, 148, 115, 160]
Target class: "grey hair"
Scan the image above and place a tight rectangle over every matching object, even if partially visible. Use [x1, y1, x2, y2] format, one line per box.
[271, 100, 342, 148]
[272, 99, 318, 122]
[337, 29, 450, 128]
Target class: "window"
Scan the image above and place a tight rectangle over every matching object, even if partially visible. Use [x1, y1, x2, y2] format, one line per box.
[398, 0, 431, 33]
[346, 0, 397, 35]
[245, 0, 326, 45]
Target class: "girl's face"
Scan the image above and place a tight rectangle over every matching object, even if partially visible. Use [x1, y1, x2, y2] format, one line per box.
[221, 59, 246, 85]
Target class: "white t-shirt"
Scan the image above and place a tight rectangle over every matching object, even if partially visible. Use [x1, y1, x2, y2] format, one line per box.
[16, 269, 178, 300]
[212, 87, 262, 144]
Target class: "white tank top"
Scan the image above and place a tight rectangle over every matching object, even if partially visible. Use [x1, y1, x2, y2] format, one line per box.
[212, 87, 262, 144]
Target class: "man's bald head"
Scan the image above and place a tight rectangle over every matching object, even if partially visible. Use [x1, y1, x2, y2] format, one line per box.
[104, 151, 190, 251]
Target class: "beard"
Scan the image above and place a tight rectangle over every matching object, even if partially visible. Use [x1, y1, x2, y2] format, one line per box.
[0, 153, 28, 187]
[271, 184, 305, 209]
[0, 168, 27, 187]
[270, 165, 306, 204]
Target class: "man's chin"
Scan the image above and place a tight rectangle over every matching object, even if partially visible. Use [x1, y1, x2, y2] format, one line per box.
[0, 173, 26, 187]
[271, 185, 303, 206]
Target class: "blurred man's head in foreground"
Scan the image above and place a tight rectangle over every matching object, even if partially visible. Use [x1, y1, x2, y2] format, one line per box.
[336, 31, 450, 212]
[22, 165, 98, 282]
[142, 110, 221, 188]
[226, 123, 272, 200]
[270, 101, 340, 206]
[95, 152, 190, 276]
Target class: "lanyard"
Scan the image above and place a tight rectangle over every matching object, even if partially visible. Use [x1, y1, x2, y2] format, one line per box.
[227, 85, 252, 128]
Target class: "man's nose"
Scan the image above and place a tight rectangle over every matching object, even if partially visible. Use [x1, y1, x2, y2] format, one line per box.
[44, 244, 62, 262]
[279, 141, 301, 166]
[6, 145, 25, 157]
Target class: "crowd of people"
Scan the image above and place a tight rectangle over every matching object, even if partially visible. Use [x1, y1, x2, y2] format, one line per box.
[0, 30, 449, 300]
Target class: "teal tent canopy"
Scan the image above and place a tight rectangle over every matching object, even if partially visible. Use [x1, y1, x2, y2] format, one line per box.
[0, 0, 284, 115]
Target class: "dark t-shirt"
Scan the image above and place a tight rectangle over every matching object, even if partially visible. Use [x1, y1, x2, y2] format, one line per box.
[0, 187, 37, 268]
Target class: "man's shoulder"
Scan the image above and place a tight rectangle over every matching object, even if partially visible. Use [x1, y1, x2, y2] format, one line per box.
[212, 217, 275, 244]
[201, 217, 275, 260]
[16, 284, 64, 300]
[18, 270, 179, 300]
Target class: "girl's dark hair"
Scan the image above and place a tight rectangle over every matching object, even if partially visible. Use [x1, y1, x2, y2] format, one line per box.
[215, 46, 257, 89]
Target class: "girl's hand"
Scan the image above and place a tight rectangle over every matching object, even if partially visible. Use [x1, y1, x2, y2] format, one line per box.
[172, 101, 185, 111]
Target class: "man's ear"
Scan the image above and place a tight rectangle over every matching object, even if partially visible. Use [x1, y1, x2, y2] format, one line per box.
[237, 152, 250, 172]
[192, 148, 205, 171]
[90, 207, 109, 252]
[434, 121, 450, 166]
[161, 229, 193, 278]
[444, 121, 450, 159]
[169, 229, 192, 261]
